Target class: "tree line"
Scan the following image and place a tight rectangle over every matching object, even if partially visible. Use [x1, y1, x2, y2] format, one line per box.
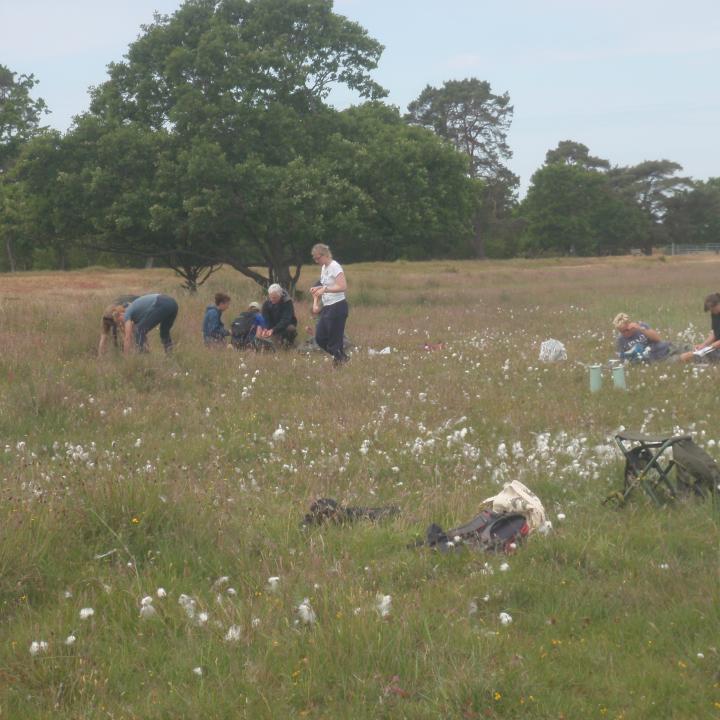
[1, 0, 717, 291]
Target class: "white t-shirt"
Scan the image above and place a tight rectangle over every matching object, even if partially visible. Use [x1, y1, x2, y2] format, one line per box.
[321, 260, 346, 306]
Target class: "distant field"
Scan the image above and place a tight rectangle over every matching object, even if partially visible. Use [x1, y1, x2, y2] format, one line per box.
[1, 256, 719, 719]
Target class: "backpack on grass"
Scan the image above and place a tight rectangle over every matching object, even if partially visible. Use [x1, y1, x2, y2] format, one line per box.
[424, 510, 529, 553]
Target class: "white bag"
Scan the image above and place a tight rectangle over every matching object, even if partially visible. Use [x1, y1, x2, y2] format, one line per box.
[539, 339, 567, 363]
[482, 480, 547, 533]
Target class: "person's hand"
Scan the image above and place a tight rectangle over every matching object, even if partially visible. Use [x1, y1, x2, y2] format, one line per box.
[627, 322, 641, 332]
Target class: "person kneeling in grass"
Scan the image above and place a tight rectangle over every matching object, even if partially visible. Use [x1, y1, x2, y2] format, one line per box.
[680, 293, 720, 363]
[259, 284, 297, 348]
[613, 313, 674, 363]
[203, 292, 231, 347]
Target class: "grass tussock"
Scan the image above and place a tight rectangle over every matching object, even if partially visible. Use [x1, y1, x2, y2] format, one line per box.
[1, 257, 720, 719]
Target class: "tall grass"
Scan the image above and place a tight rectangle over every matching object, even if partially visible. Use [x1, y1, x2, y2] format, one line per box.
[1, 257, 719, 719]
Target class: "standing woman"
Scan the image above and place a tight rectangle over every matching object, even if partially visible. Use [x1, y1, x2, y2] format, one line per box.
[310, 244, 348, 365]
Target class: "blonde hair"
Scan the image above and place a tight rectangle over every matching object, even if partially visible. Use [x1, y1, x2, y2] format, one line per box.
[101, 304, 126, 335]
[311, 243, 332, 259]
[612, 312, 631, 330]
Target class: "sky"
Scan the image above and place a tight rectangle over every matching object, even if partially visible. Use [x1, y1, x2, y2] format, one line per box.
[2, 0, 719, 193]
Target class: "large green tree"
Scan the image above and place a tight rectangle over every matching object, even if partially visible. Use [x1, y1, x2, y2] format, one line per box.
[664, 178, 720, 247]
[405, 78, 518, 258]
[82, 0, 386, 291]
[519, 163, 648, 256]
[0, 65, 48, 271]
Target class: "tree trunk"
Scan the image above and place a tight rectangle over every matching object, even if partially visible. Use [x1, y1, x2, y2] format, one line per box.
[5, 236, 16, 272]
[145, 257, 155, 269]
[472, 211, 486, 259]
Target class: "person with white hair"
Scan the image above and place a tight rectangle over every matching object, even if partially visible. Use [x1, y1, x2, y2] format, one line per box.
[260, 283, 297, 347]
[613, 312, 672, 362]
[310, 243, 349, 365]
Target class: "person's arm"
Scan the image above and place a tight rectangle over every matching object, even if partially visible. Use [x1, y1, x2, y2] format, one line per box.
[322, 271, 346, 294]
[641, 326, 662, 343]
[124, 320, 134, 355]
[98, 332, 109, 356]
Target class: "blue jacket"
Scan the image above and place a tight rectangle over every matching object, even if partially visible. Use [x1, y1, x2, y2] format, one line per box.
[203, 305, 229, 343]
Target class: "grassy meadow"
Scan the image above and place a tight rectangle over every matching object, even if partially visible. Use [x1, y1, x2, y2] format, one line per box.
[1, 255, 719, 719]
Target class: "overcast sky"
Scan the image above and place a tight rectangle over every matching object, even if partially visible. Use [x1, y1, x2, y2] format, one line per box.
[2, 0, 718, 193]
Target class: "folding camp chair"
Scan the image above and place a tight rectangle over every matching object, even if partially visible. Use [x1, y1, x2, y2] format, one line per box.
[606, 430, 691, 506]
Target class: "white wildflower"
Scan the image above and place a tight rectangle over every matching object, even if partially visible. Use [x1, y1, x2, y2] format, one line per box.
[297, 598, 316, 625]
[267, 576, 280, 592]
[140, 596, 154, 607]
[134, 438, 142, 448]
[79, 607, 94, 620]
[64, 635, 76, 646]
[557, 513, 566, 521]
[178, 594, 197, 619]
[375, 593, 392, 618]
[156, 587, 167, 599]
[224, 625, 242, 642]
[140, 604, 157, 619]
[272, 426, 286, 442]
[251, 617, 261, 628]
[499, 612, 513, 625]
[29, 640, 49, 656]
[192, 666, 203, 677]
[499, 562, 510, 572]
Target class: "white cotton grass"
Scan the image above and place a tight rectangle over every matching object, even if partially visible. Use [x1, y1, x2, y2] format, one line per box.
[156, 587, 167, 599]
[79, 607, 95, 620]
[192, 666, 203, 677]
[178, 594, 197, 619]
[139, 595, 157, 619]
[296, 598, 316, 625]
[499, 612, 513, 625]
[224, 625, 242, 642]
[267, 576, 280, 592]
[64, 635, 77, 646]
[29, 640, 49, 656]
[376, 594, 392, 618]
[272, 426, 286, 442]
[499, 562, 510, 572]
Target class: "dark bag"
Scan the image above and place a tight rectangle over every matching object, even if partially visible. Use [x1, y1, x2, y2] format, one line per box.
[302, 498, 400, 527]
[672, 439, 720, 499]
[424, 510, 529, 553]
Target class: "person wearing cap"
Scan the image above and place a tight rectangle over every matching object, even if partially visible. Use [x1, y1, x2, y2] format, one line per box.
[122, 293, 179, 354]
[230, 301, 267, 350]
[613, 312, 672, 363]
[310, 243, 349, 365]
[260, 284, 297, 348]
[202, 292, 231, 346]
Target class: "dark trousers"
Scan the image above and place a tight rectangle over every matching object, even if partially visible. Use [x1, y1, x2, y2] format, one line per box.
[134, 296, 178, 352]
[315, 300, 349, 362]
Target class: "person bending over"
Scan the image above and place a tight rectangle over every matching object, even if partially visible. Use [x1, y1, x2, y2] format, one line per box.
[122, 293, 179, 354]
[98, 294, 139, 355]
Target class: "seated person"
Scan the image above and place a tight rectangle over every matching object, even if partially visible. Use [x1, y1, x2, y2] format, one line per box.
[203, 292, 231, 346]
[231, 301, 267, 349]
[680, 293, 720, 363]
[613, 313, 672, 362]
[260, 283, 297, 347]
[98, 294, 139, 355]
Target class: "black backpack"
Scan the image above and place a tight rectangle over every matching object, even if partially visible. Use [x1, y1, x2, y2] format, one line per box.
[231, 312, 256, 342]
[424, 510, 529, 553]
